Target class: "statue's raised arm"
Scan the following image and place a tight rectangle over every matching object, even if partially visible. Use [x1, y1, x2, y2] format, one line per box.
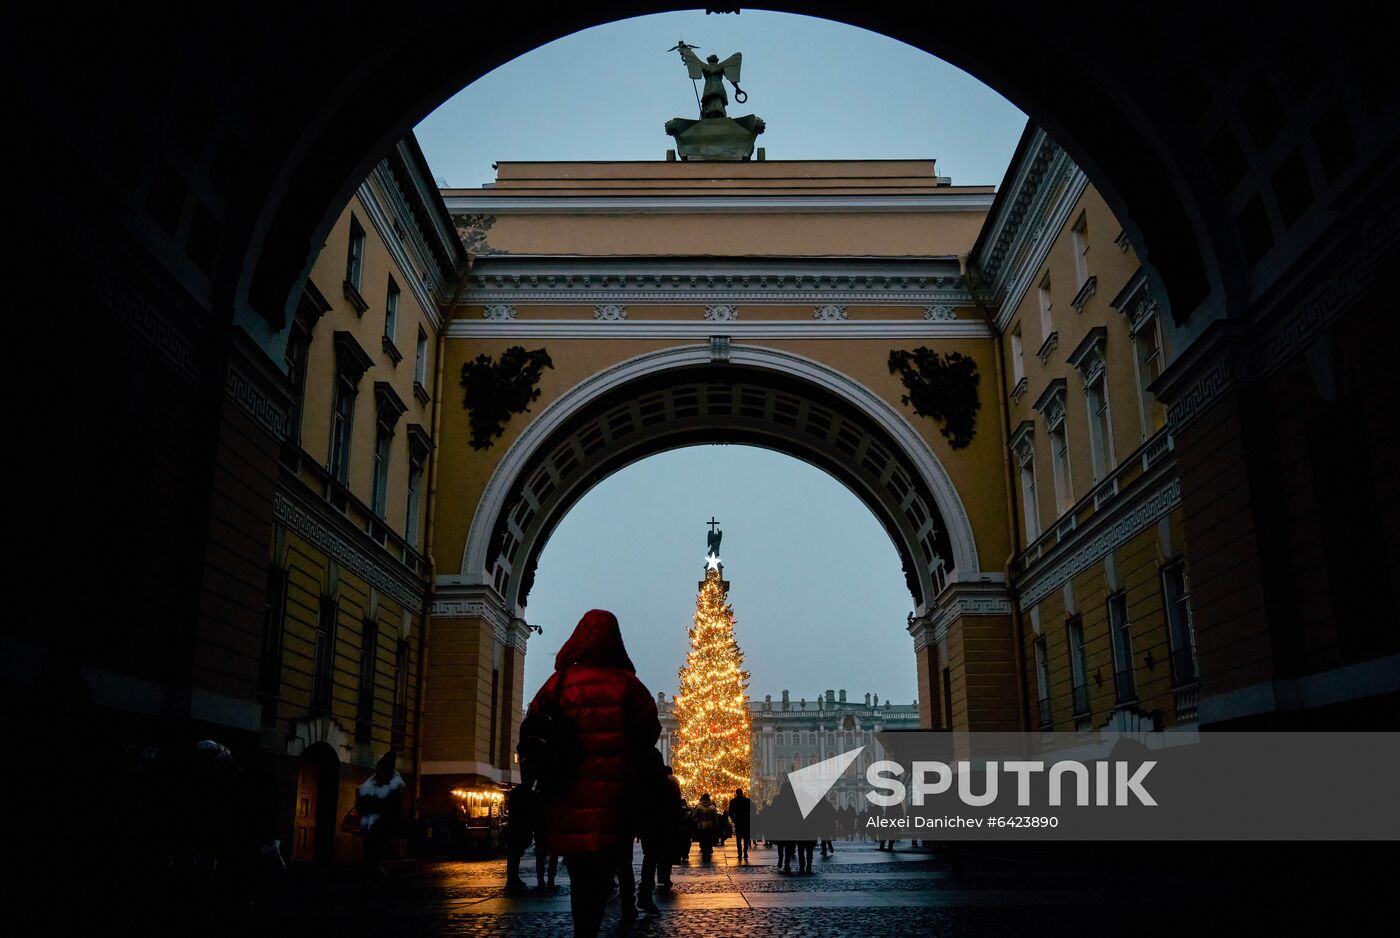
[679, 43, 707, 80]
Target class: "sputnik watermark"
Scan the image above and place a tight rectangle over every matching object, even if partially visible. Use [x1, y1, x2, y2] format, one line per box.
[786, 747, 1154, 819]
[866, 759, 1156, 807]
[763, 731, 1400, 840]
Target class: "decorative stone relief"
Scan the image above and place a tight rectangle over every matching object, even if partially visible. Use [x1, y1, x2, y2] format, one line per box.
[813, 304, 848, 322]
[460, 346, 554, 450]
[483, 304, 517, 321]
[1034, 380, 1068, 432]
[1068, 329, 1108, 390]
[593, 304, 628, 321]
[704, 305, 739, 322]
[924, 305, 956, 321]
[453, 213, 510, 256]
[887, 347, 981, 449]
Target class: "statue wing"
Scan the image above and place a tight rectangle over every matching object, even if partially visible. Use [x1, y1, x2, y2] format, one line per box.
[680, 45, 706, 80]
[716, 53, 742, 85]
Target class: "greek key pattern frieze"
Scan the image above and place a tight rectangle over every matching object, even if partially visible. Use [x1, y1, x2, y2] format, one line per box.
[226, 366, 290, 441]
[1017, 477, 1181, 610]
[428, 598, 512, 639]
[273, 493, 422, 608]
[1165, 357, 1238, 436]
[1259, 255, 1370, 378]
[931, 594, 1013, 645]
[1169, 213, 1392, 435]
[94, 274, 201, 383]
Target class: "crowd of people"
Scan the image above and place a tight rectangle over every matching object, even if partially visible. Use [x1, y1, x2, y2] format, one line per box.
[506, 608, 936, 937]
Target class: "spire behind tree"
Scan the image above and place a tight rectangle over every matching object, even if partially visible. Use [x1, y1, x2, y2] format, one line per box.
[672, 524, 751, 806]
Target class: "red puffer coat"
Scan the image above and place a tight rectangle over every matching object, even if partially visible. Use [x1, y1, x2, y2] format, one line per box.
[528, 609, 660, 855]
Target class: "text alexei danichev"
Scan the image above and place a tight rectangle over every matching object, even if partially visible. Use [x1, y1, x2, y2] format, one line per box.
[866, 815, 983, 829]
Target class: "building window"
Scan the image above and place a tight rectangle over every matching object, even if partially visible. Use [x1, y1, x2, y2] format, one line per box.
[384, 277, 400, 343]
[488, 668, 500, 762]
[1108, 593, 1135, 704]
[1034, 635, 1051, 727]
[258, 565, 288, 725]
[392, 637, 410, 746]
[1012, 422, 1040, 544]
[1037, 273, 1053, 342]
[1020, 459, 1040, 540]
[1010, 325, 1026, 384]
[369, 383, 408, 520]
[1050, 422, 1072, 514]
[1013, 427, 1040, 542]
[1086, 372, 1114, 481]
[1162, 562, 1198, 685]
[1068, 329, 1113, 483]
[285, 324, 312, 444]
[356, 617, 379, 742]
[311, 597, 337, 713]
[370, 423, 392, 518]
[405, 455, 424, 545]
[328, 373, 356, 485]
[1034, 382, 1072, 518]
[329, 332, 373, 491]
[389, 638, 408, 744]
[1067, 617, 1089, 716]
[1134, 317, 1167, 436]
[1071, 213, 1089, 288]
[415, 327, 428, 387]
[346, 216, 365, 291]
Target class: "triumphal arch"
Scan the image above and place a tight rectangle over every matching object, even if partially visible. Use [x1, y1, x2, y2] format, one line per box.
[418, 91, 1023, 810]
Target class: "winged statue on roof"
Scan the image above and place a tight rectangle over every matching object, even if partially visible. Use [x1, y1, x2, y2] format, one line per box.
[674, 41, 746, 119]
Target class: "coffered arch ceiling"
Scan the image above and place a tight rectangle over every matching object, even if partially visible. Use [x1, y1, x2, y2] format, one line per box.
[461, 345, 981, 616]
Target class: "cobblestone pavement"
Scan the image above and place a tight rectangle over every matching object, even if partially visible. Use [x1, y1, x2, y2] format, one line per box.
[272, 840, 1213, 937]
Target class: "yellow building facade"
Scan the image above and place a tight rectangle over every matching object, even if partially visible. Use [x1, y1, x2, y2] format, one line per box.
[971, 127, 1197, 734]
[259, 136, 465, 863]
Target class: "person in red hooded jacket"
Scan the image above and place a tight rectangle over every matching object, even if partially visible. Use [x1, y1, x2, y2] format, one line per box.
[526, 609, 660, 937]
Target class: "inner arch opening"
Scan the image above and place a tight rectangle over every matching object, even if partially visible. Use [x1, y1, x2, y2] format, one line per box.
[473, 356, 968, 617]
[520, 444, 920, 712]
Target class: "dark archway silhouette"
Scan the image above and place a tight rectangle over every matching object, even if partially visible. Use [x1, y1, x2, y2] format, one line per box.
[13, 2, 1392, 354]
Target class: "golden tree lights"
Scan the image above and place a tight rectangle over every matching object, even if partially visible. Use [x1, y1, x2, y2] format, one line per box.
[672, 560, 751, 807]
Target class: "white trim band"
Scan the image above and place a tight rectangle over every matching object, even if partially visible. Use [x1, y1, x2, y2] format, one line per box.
[445, 193, 997, 214]
[445, 319, 993, 339]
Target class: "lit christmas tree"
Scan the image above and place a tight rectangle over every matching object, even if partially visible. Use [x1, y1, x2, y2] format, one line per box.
[672, 521, 751, 807]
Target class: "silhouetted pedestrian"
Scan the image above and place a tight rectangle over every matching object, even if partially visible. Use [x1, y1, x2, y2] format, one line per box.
[357, 751, 405, 896]
[505, 782, 536, 894]
[637, 753, 683, 914]
[768, 776, 799, 873]
[692, 793, 721, 861]
[727, 788, 752, 863]
[536, 847, 559, 891]
[526, 610, 660, 938]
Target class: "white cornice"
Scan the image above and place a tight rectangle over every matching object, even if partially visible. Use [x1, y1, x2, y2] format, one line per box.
[444, 319, 993, 339]
[467, 288, 970, 306]
[357, 179, 444, 332]
[464, 256, 972, 307]
[444, 193, 995, 214]
[994, 166, 1090, 331]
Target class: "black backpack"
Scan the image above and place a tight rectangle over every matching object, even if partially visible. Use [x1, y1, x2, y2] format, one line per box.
[516, 668, 583, 795]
